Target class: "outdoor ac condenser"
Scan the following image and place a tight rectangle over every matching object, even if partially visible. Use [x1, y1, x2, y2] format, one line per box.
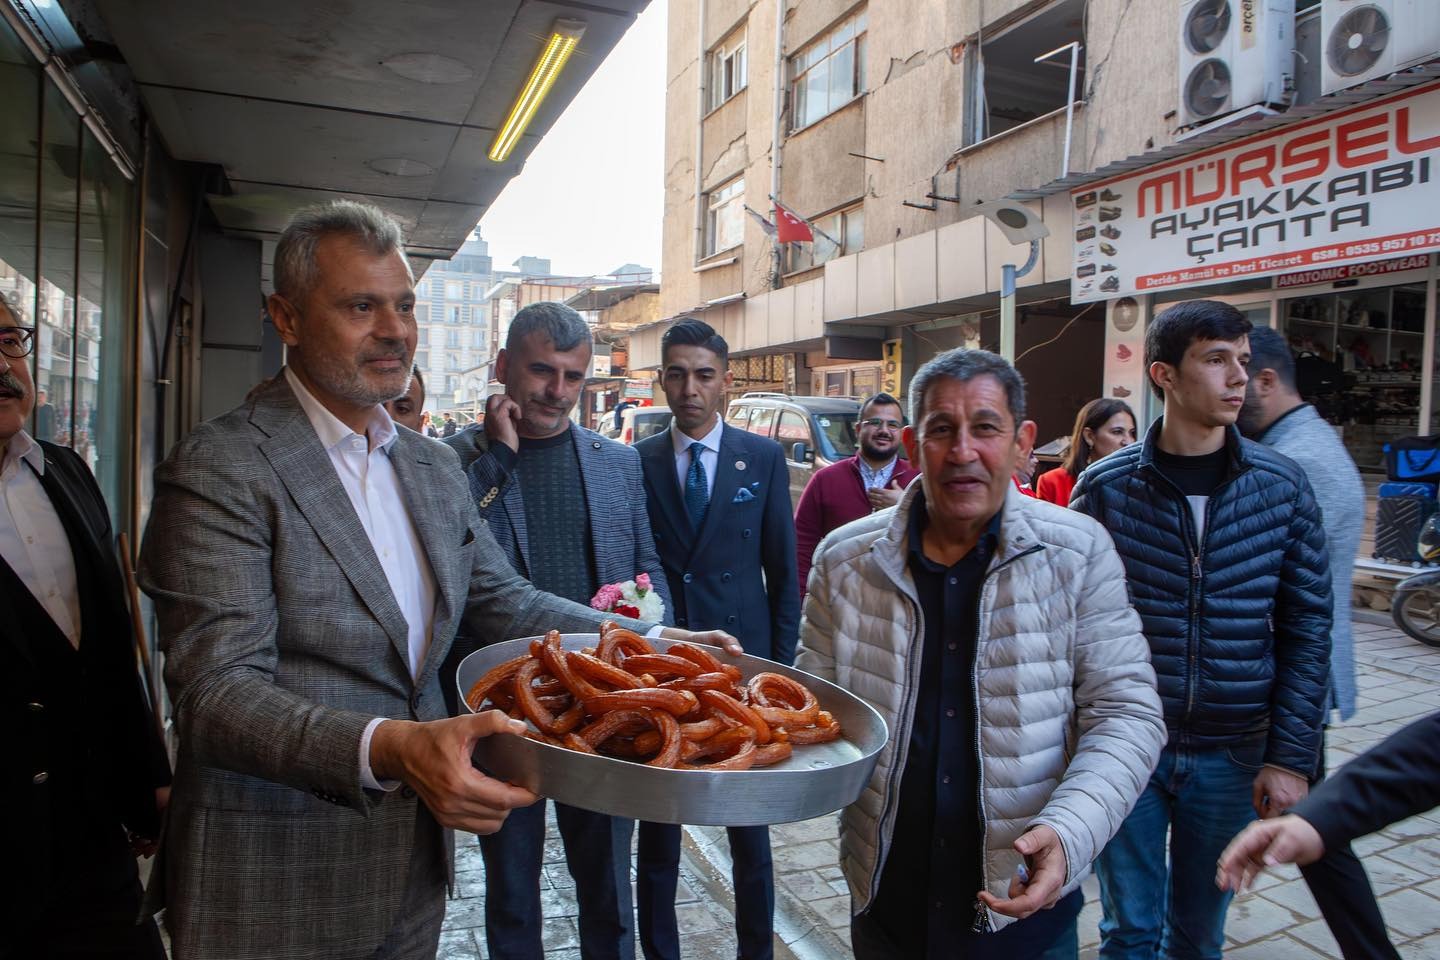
[1178, 0, 1296, 128]
[1321, 0, 1440, 96]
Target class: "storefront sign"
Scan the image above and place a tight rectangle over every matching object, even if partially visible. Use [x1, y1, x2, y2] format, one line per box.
[1275, 253, 1430, 288]
[623, 378, 653, 399]
[1071, 82, 1440, 303]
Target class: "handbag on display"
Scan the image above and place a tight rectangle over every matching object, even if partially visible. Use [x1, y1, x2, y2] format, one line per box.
[1383, 435, 1440, 484]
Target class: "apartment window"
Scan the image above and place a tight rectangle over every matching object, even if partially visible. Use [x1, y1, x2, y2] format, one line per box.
[709, 30, 748, 111]
[415, 303, 430, 323]
[783, 205, 864, 273]
[447, 375, 458, 394]
[472, 328, 485, 348]
[790, 9, 867, 131]
[448, 353, 461, 372]
[415, 350, 429, 369]
[964, 0, 1086, 146]
[447, 305, 460, 324]
[447, 329, 461, 349]
[704, 177, 745, 257]
[446, 281, 462, 300]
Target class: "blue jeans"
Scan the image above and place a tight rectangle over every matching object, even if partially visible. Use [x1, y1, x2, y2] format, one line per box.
[1096, 738, 1266, 960]
[479, 800, 635, 960]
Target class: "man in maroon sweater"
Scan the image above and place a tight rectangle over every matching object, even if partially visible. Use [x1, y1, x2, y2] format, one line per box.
[794, 392, 921, 597]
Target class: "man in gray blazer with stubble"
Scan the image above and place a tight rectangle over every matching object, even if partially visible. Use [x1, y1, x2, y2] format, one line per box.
[139, 200, 738, 960]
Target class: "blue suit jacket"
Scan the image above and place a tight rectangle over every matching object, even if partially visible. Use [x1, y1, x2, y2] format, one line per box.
[635, 424, 800, 665]
[444, 423, 673, 619]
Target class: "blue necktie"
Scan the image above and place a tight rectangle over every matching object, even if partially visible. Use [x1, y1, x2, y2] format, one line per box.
[684, 441, 709, 531]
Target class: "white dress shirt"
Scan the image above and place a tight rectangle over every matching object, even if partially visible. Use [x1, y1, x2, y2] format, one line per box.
[285, 368, 438, 790]
[0, 430, 80, 647]
[670, 412, 724, 501]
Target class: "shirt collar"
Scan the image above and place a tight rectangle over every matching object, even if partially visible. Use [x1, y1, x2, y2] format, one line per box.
[906, 492, 1003, 570]
[1, 429, 44, 478]
[285, 366, 397, 454]
[671, 411, 724, 456]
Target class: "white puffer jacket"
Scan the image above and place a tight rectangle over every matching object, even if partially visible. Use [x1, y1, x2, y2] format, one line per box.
[797, 483, 1165, 932]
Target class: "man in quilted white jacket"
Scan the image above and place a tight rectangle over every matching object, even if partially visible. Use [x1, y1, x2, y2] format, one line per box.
[797, 348, 1165, 959]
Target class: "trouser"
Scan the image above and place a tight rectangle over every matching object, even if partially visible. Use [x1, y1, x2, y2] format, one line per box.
[850, 909, 1079, 960]
[1096, 737, 1265, 960]
[636, 821, 774, 960]
[1300, 725, 1400, 960]
[479, 799, 636, 960]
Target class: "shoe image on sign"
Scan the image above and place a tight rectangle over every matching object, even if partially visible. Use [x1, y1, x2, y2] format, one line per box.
[1076, 225, 1096, 242]
[1077, 263, 1097, 278]
[1112, 384, 1132, 398]
[1101, 189, 1122, 202]
[1075, 191, 1097, 209]
[1099, 206, 1122, 222]
[1116, 343, 1132, 361]
[1100, 275, 1120, 292]
[1100, 242, 1118, 256]
[1101, 225, 1122, 240]
[1101, 263, 1118, 272]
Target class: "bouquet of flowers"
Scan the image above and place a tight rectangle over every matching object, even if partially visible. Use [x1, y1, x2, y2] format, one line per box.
[590, 572, 665, 623]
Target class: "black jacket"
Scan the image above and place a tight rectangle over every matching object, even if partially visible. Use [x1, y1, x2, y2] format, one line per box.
[4, 441, 170, 918]
[1293, 710, 1440, 850]
[636, 424, 800, 665]
[1071, 421, 1332, 776]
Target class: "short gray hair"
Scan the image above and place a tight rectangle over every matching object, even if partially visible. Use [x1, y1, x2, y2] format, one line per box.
[273, 200, 409, 303]
[506, 301, 592, 353]
[908, 348, 1027, 426]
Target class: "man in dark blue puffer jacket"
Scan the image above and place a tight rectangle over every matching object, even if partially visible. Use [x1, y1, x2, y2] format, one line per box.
[1071, 300, 1332, 960]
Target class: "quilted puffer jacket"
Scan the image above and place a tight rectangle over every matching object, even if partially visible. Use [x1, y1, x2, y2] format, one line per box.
[1069, 421, 1332, 776]
[796, 483, 1165, 931]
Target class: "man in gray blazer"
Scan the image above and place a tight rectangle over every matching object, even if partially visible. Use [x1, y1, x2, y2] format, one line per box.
[444, 301, 671, 960]
[139, 201, 736, 960]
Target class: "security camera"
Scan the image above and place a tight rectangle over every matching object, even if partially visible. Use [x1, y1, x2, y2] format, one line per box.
[968, 199, 1051, 245]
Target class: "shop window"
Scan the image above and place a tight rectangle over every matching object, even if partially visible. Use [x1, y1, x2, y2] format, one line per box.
[704, 177, 745, 257]
[783, 205, 863, 274]
[963, 0, 1086, 146]
[709, 29, 747, 111]
[1281, 283, 1429, 473]
[790, 9, 867, 131]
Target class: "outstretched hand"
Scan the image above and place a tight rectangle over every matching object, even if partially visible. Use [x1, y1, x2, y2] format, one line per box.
[660, 626, 745, 657]
[1216, 815, 1326, 893]
[371, 711, 538, 835]
[977, 825, 1068, 920]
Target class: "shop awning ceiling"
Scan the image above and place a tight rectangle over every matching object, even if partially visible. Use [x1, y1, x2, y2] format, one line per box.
[1010, 62, 1440, 201]
[565, 283, 660, 311]
[92, 0, 646, 268]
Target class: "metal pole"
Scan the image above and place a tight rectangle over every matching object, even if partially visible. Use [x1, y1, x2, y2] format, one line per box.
[770, 0, 785, 287]
[693, 0, 707, 264]
[1063, 41, 1078, 178]
[999, 240, 1042, 361]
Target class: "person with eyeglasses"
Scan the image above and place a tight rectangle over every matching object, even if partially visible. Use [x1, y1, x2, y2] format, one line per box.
[793, 392, 919, 598]
[1, 290, 172, 958]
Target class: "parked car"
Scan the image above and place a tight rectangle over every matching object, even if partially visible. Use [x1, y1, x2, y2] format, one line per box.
[617, 405, 672, 445]
[724, 393, 862, 510]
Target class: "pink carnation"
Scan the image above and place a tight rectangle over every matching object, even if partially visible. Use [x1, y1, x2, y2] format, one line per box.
[590, 583, 622, 611]
[636, 572, 652, 593]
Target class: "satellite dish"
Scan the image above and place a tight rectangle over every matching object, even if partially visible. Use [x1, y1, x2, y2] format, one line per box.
[1186, 0, 1232, 54]
[1185, 58, 1233, 118]
[1327, 4, 1391, 77]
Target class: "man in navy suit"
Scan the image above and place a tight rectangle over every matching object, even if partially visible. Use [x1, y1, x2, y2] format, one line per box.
[634, 318, 800, 960]
[445, 301, 673, 960]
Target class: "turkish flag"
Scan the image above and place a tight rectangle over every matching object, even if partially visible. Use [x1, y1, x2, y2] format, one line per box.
[774, 201, 814, 244]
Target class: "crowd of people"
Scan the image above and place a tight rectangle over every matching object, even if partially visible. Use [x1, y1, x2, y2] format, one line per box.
[3, 198, 1436, 960]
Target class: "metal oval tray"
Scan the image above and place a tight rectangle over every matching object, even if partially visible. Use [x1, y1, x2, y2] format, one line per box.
[455, 634, 887, 826]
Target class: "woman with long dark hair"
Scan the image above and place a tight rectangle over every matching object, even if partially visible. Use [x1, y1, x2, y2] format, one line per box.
[1035, 398, 1137, 506]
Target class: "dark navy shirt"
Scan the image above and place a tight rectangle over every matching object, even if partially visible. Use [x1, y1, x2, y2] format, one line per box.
[860, 497, 1081, 958]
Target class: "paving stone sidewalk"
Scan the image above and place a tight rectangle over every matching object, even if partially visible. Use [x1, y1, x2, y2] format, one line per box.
[436, 614, 1440, 959]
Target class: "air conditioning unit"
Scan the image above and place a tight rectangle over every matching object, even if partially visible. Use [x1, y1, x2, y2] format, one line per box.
[1178, 0, 1296, 129]
[1321, 0, 1440, 96]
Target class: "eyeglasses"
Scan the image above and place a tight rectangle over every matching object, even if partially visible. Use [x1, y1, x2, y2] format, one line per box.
[0, 326, 35, 360]
[860, 417, 902, 430]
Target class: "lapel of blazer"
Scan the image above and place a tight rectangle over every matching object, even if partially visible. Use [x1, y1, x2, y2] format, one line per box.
[389, 433, 464, 683]
[253, 381, 411, 668]
[573, 428, 616, 581]
[640, 435, 691, 545]
[689, 426, 745, 561]
[500, 475, 530, 577]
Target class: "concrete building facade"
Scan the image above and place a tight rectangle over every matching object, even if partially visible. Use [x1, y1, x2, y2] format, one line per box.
[642, 0, 1440, 460]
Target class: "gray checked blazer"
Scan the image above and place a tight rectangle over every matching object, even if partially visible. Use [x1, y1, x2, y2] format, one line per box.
[444, 422, 673, 620]
[138, 374, 638, 960]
